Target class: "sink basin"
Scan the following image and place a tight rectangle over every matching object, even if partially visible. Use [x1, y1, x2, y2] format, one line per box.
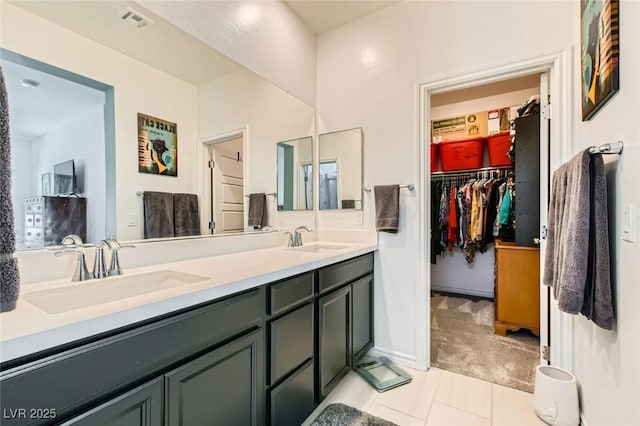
[288, 244, 348, 253]
[23, 270, 209, 314]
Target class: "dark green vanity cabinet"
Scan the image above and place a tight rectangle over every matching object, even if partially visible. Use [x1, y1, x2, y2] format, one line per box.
[0, 251, 375, 426]
[0, 288, 265, 426]
[317, 254, 374, 400]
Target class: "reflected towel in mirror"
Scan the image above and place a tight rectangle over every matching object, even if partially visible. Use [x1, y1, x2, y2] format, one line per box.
[143, 191, 174, 239]
[173, 193, 200, 237]
[248, 193, 266, 229]
[374, 185, 400, 233]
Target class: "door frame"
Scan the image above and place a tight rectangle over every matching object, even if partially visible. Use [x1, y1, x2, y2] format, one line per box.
[197, 127, 249, 234]
[416, 49, 575, 372]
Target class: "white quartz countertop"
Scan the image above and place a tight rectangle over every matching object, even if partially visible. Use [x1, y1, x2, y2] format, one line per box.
[0, 240, 377, 365]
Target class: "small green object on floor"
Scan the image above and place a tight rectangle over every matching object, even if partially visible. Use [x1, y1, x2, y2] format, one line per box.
[354, 356, 412, 392]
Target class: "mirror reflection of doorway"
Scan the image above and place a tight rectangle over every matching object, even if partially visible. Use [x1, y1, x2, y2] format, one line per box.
[319, 161, 338, 210]
[207, 136, 244, 234]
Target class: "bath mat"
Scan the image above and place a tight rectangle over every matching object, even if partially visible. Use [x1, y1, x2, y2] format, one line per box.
[311, 403, 398, 426]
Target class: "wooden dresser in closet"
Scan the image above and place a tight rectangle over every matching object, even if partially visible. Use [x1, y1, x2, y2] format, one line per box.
[494, 240, 540, 336]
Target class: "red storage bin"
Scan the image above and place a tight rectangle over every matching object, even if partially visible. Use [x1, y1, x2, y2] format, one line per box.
[487, 132, 512, 167]
[439, 137, 485, 171]
[430, 143, 439, 172]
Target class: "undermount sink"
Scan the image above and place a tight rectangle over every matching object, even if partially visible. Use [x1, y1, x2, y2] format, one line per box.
[288, 244, 349, 253]
[23, 270, 209, 314]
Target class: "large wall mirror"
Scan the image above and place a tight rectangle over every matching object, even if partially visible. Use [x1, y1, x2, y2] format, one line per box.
[2, 1, 315, 250]
[276, 136, 313, 211]
[318, 128, 363, 210]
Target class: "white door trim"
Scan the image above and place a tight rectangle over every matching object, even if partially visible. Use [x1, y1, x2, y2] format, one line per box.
[416, 48, 574, 372]
[197, 127, 249, 234]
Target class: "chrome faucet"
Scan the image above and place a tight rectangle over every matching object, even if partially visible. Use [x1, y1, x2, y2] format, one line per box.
[101, 238, 135, 277]
[92, 238, 136, 278]
[92, 240, 110, 278]
[56, 235, 93, 282]
[261, 225, 279, 232]
[287, 226, 312, 247]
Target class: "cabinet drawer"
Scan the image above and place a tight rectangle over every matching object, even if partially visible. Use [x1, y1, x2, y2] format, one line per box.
[318, 253, 373, 294]
[270, 359, 315, 426]
[269, 272, 314, 315]
[269, 303, 313, 384]
[0, 289, 264, 425]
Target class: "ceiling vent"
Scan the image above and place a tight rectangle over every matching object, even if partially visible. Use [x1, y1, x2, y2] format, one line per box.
[120, 7, 153, 29]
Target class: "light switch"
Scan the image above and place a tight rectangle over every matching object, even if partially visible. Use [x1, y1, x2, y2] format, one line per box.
[622, 204, 635, 242]
[127, 212, 137, 227]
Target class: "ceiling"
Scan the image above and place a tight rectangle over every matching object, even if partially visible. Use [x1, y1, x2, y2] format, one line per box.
[1, 59, 105, 141]
[283, 0, 399, 35]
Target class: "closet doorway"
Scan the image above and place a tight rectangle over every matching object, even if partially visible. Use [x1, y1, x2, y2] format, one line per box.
[417, 51, 573, 391]
[430, 74, 542, 392]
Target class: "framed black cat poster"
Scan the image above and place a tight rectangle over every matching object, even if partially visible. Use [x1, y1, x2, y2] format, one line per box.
[138, 113, 178, 176]
[581, 0, 619, 121]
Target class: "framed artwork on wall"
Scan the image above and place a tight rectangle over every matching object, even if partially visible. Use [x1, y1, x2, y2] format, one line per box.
[581, 0, 619, 121]
[41, 172, 50, 195]
[137, 113, 178, 176]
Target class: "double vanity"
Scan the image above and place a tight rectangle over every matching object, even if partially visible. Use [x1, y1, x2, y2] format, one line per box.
[0, 236, 377, 425]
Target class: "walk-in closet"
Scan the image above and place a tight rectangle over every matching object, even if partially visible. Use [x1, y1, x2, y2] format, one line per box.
[428, 74, 544, 393]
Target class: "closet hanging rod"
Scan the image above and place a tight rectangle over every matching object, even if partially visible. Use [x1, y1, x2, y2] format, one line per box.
[244, 193, 277, 198]
[430, 165, 513, 177]
[363, 184, 414, 193]
[589, 141, 623, 155]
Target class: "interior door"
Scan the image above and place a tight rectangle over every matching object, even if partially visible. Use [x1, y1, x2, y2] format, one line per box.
[209, 142, 244, 234]
[538, 71, 551, 364]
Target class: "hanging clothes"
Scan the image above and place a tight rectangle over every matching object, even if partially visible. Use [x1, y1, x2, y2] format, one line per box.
[447, 185, 458, 250]
[430, 181, 443, 264]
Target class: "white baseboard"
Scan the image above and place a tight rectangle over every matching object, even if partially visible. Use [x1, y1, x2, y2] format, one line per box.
[367, 346, 419, 370]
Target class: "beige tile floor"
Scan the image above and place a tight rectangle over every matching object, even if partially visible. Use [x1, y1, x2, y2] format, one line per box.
[302, 367, 546, 426]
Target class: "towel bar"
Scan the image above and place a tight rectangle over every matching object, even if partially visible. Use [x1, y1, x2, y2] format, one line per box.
[363, 184, 414, 193]
[244, 193, 276, 198]
[589, 141, 623, 155]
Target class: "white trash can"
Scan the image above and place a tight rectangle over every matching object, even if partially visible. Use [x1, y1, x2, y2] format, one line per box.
[533, 365, 579, 426]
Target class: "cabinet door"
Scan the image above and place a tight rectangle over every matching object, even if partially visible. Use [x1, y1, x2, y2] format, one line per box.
[60, 378, 162, 426]
[351, 274, 374, 361]
[164, 329, 264, 426]
[318, 286, 351, 400]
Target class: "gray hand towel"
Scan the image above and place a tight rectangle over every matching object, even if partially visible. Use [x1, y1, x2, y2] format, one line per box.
[143, 191, 175, 238]
[543, 149, 613, 329]
[173, 193, 200, 237]
[374, 185, 400, 233]
[248, 193, 266, 228]
[582, 153, 613, 329]
[0, 65, 20, 312]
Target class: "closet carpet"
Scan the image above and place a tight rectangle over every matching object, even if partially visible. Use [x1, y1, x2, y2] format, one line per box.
[430, 292, 539, 393]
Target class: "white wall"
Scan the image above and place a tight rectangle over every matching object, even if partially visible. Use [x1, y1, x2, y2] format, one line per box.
[32, 105, 105, 243]
[10, 136, 35, 247]
[316, 0, 573, 366]
[197, 67, 315, 231]
[141, 0, 317, 106]
[569, 1, 640, 424]
[1, 3, 198, 242]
